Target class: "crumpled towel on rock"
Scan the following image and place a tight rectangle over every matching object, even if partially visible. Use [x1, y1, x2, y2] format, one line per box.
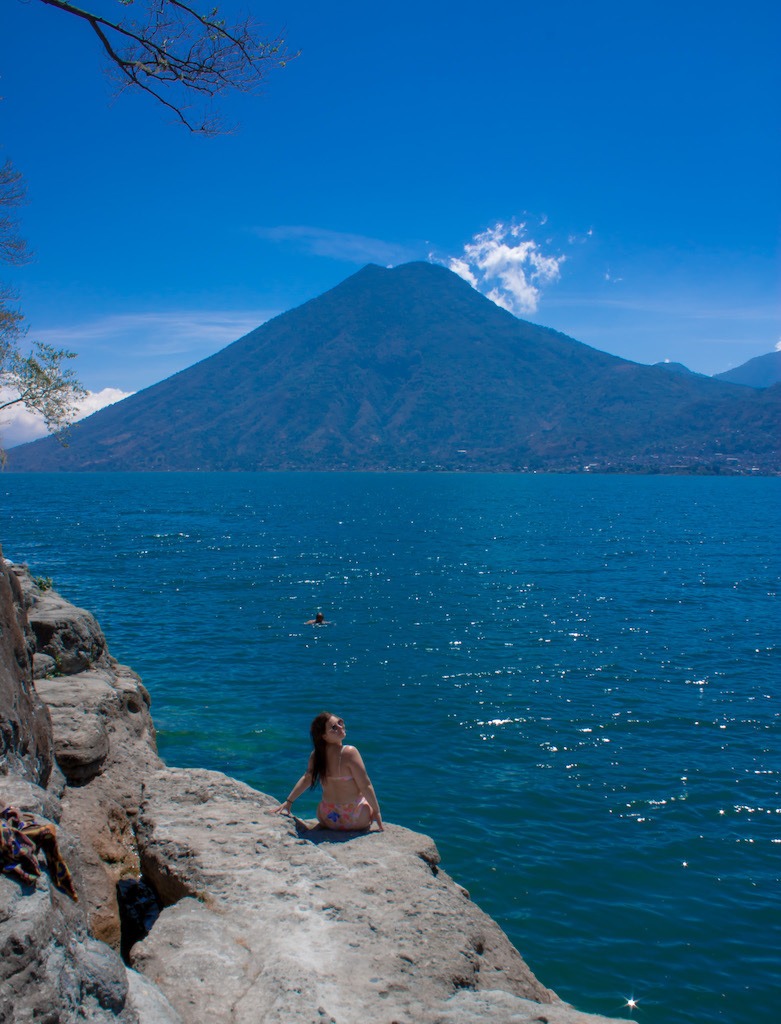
[0, 805, 78, 901]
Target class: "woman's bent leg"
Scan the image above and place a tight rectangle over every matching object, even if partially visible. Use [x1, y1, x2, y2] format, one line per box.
[317, 799, 372, 830]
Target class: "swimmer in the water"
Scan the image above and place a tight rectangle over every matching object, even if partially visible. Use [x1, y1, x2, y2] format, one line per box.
[305, 612, 328, 625]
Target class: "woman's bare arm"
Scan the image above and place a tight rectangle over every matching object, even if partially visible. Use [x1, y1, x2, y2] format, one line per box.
[269, 755, 314, 815]
[344, 746, 384, 830]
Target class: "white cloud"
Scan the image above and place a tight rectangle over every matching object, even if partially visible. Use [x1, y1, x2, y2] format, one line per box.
[776, 337, 781, 352]
[444, 221, 566, 315]
[75, 387, 134, 418]
[0, 387, 133, 449]
[448, 257, 478, 289]
[254, 225, 419, 266]
[0, 401, 48, 448]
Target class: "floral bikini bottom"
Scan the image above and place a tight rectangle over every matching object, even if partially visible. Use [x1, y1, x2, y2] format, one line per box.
[317, 796, 371, 830]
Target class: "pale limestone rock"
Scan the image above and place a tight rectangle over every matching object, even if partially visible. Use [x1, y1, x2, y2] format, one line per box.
[0, 561, 156, 1022]
[131, 767, 629, 1024]
[33, 651, 57, 680]
[0, 847, 140, 1024]
[0, 775, 63, 823]
[9, 566, 163, 948]
[24, 587, 109, 676]
[125, 968, 184, 1024]
[35, 671, 115, 782]
[429, 989, 634, 1024]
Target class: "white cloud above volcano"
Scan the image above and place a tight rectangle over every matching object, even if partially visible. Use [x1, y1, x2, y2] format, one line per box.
[444, 221, 566, 315]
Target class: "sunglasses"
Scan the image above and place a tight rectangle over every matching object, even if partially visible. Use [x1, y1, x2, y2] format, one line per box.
[329, 719, 345, 732]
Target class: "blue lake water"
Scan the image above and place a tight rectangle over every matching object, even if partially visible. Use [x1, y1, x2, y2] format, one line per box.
[2, 472, 779, 1023]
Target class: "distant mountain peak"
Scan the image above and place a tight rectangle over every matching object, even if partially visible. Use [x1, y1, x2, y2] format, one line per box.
[653, 361, 711, 380]
[713, 350, 781, 389]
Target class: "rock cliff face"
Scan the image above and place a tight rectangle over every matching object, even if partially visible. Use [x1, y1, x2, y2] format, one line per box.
[0, 553, 628, 1024]
[0, 562, 52, 786]
[0, 553, 175, 1024]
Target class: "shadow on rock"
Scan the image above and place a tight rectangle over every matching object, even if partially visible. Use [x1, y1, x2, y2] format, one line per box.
[293, 819, 384, 845]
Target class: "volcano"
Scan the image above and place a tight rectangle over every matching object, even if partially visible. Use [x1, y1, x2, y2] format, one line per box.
[8, 262, 780, 473]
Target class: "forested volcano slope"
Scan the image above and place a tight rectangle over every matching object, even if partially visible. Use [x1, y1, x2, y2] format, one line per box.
[9, 262, 780, 473]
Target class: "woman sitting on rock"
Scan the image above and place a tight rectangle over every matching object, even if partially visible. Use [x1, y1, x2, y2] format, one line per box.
[272, 713, 383, 831]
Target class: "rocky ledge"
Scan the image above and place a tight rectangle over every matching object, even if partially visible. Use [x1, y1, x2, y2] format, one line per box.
[0, 553, 629, 1024]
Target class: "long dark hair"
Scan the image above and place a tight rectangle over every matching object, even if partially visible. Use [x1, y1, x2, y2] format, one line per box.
[309, 711, 335, 788]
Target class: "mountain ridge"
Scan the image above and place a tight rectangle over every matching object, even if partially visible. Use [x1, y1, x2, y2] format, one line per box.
[713, 349, 781, 389]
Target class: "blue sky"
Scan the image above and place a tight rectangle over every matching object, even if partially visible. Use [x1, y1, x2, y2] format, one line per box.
[1, 0, 779, 443]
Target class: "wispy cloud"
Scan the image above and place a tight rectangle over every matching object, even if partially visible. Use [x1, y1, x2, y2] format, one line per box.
[38, 309, 276, 357]
[1, 387, 133, 449]
[16, 307, 280, 396]
[441, 221, 566, 315]
[548, 294, 780, 322]
[254, 225, 419, 266]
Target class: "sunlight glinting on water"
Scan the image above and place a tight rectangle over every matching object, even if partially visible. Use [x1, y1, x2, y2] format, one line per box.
[2, 472, 778, 1024]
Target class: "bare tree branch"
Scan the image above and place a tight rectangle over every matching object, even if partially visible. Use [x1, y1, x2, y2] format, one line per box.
[36, 0, 297, 133]
[1, 2, 295, 454]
